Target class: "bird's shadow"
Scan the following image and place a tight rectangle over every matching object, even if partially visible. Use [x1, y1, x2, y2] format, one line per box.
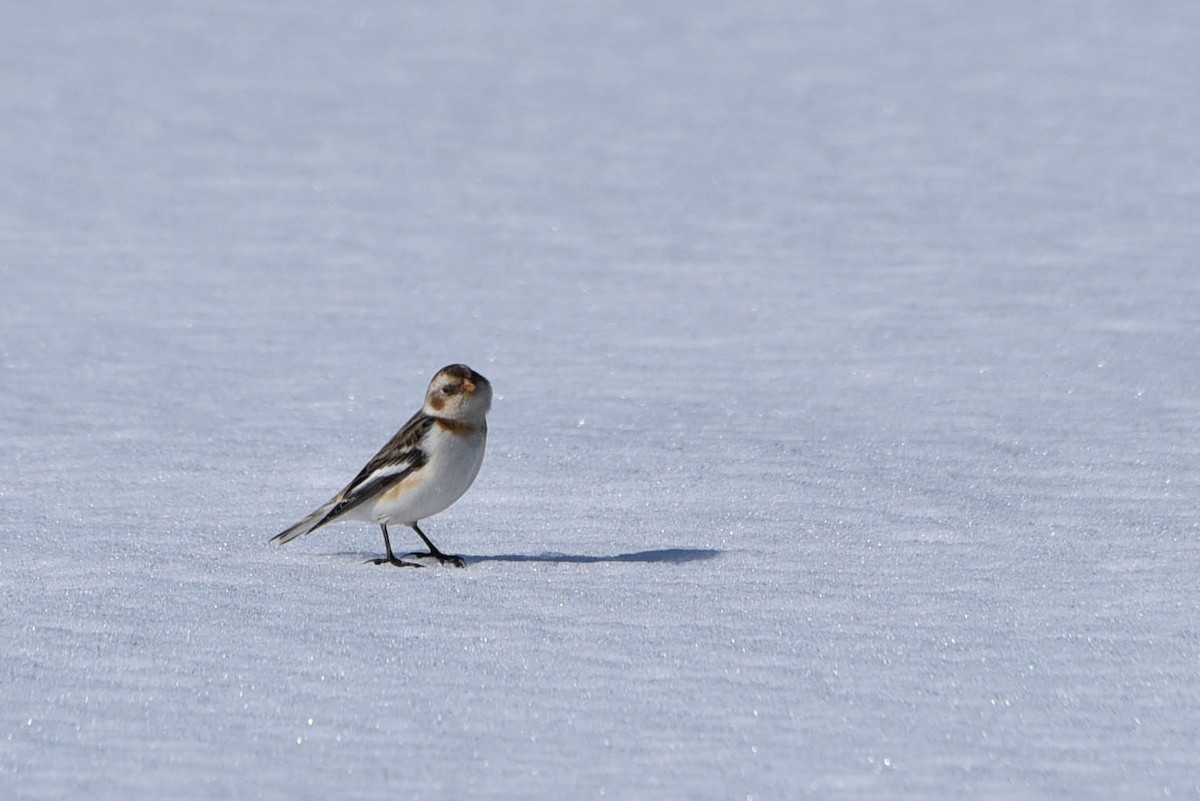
[465, 548, 722, 565]
[332, 547, 722, 566]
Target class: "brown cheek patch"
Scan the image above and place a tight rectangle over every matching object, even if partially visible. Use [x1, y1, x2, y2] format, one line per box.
[429, 395, 446, 412]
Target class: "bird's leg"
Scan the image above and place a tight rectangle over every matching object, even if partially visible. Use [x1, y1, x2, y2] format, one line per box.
[369, 524, 423, 568]
[405, 522, 465, 567]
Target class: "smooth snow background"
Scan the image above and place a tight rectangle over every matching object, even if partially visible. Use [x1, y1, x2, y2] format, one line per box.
[2, 1, 1198, 798]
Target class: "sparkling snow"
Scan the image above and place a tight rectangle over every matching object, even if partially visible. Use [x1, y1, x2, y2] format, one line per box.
[2, 1, 1198, 799]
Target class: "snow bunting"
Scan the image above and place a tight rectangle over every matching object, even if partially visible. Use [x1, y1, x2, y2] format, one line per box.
[271, 364, 492, 568]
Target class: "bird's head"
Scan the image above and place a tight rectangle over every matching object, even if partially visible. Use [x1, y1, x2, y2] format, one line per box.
[424, 364, 492, 422]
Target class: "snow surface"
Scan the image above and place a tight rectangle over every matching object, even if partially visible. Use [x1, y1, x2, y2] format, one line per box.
[2, 1, 1199, 798]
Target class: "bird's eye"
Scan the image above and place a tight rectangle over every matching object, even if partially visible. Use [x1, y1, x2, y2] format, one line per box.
[441, 385, 459, 395]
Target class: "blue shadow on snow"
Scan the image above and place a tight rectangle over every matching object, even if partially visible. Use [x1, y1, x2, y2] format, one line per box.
[463, 548, 722, 565]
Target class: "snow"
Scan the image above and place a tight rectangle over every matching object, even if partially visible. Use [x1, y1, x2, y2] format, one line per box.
[2, 1, 1199, 798]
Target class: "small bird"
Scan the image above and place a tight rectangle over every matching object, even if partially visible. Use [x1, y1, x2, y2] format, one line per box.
[271, 364, 492, 568]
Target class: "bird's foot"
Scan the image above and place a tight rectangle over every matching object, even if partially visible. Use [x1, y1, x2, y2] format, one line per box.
[367, 556, 424, 568]
[405, 551, 466, 568]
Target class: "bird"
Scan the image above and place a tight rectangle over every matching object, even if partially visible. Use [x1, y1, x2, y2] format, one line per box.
[271, 364, 492, 568]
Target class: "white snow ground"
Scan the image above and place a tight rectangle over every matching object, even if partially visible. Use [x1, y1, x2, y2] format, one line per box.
[2, 1, 1198, 798]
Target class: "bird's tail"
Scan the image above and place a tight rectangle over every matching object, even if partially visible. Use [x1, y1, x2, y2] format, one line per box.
[270, 499, 339, 546]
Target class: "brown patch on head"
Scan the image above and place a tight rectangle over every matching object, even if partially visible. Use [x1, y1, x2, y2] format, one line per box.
[428, 364, 488, 408]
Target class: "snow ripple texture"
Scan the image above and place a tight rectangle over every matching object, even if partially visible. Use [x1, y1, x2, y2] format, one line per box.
[2, 1, 1198, 799]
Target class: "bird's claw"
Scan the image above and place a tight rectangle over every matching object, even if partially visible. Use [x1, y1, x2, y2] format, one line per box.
[366, 556, 424, 568]
[405, 552, 466, 568]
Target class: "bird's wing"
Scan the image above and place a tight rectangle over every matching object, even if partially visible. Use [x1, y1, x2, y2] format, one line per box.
[311, 410, 436, 529]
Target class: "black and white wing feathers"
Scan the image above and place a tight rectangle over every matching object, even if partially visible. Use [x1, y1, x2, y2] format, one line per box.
[270, 411, 435, 544]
